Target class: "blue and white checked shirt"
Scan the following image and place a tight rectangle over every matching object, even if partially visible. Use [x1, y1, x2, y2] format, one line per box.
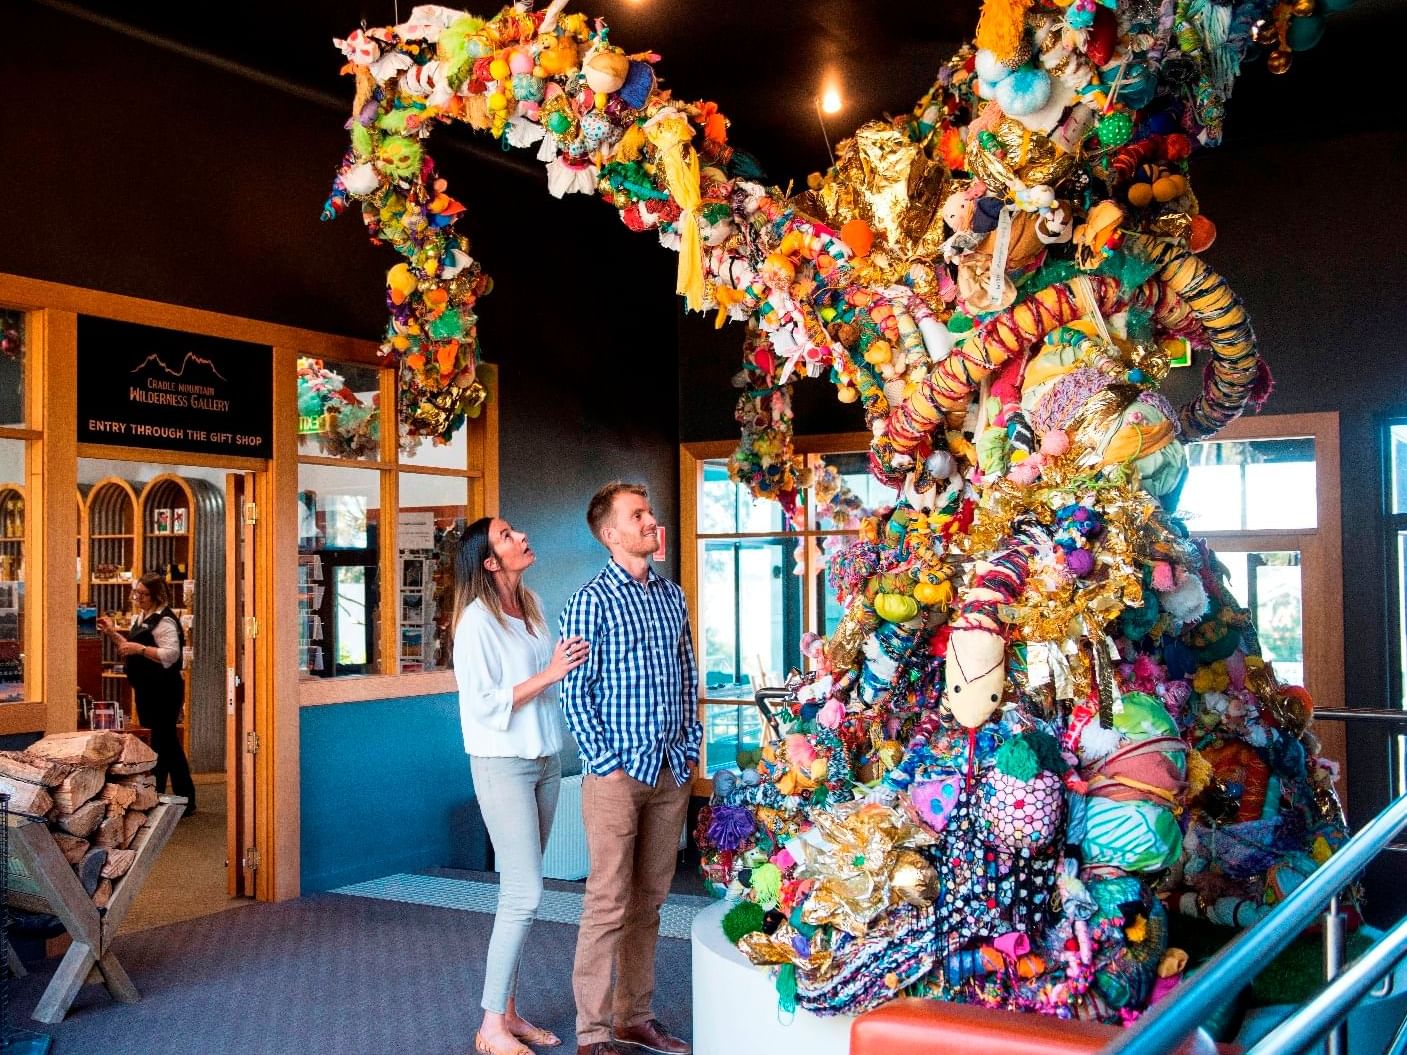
[558, 560, 702, 787]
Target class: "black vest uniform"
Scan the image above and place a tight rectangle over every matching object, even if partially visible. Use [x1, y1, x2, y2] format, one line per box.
[123, 607, 185, 724]
[123, 606, 195, 807]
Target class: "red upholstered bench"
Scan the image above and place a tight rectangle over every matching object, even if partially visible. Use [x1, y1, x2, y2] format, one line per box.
[850, 998, 1223, 1055]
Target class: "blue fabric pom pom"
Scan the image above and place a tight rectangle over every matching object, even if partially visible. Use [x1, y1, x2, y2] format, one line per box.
[995, 66, 1052, 116]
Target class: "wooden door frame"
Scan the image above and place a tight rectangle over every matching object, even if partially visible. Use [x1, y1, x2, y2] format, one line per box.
[0, 272, 379, 900]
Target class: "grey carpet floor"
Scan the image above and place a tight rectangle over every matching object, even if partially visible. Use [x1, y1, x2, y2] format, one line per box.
[9, 892, 693, 1055]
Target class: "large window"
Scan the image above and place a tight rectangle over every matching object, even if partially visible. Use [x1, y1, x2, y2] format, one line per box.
[683, 441, 899, 777]
[1180, 436, 1318, 687]
[296, 358, 490, 683]
[1386, 418, 1407, 710]
[1159, 414, 1344, 794]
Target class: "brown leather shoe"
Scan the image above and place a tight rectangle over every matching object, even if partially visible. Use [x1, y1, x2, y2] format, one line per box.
[576, 1044, 629, 1055]
[612, 1020, 690, 1055]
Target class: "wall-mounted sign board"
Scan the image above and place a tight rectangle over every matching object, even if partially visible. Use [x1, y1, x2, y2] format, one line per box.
[78, 316, 273, 458]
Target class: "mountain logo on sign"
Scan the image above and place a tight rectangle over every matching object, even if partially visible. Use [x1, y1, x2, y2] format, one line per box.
[130, 351, 229, 384]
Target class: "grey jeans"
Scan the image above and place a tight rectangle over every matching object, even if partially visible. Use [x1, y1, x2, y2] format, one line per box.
[469, 753, 561, 1014]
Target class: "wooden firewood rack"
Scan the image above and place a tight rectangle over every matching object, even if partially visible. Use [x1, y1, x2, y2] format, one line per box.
[4, 796, 185, 1024]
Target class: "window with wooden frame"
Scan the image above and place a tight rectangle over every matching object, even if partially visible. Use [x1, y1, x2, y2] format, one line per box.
[1177, 411, 1346, 794]
[295, 357, 495, 688]
[680, 434, 893, 784]
[682, 413, 1345, 793]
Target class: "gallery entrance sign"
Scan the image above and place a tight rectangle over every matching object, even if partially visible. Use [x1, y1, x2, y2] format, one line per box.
[78, 317, 273, 459]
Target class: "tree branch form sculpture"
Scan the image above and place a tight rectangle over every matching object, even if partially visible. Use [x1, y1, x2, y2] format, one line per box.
[329, 0, 1354, 1024]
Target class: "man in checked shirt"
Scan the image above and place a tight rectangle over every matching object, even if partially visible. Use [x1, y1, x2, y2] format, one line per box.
[559, 481, 702, 1055]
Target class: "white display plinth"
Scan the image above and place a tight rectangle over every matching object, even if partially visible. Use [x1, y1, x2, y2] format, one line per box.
[690, 899, 853, 1055]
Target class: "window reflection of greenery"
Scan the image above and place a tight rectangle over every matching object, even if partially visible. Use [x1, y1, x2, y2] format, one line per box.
[697, 454, 883, 772]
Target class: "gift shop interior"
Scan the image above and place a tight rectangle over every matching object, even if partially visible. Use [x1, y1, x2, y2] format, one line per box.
[1, 0, 1406, 1051]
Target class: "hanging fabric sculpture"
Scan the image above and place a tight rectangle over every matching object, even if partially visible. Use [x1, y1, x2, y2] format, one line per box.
[327, 0, 1355, 1025]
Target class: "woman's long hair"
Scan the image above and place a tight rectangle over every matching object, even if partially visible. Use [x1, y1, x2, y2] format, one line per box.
[452, 516, 545, 638]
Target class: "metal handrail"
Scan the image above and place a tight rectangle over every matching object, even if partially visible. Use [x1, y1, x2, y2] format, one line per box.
[1246, 913, 1407, 1055]
[1106, 793, 1407, 1055]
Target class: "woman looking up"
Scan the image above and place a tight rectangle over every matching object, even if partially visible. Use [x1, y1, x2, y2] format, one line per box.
[453, 515, 589, 1055]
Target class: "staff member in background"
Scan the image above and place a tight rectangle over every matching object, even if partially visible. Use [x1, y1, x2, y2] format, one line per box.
[97, 572, 196, 815]
[454, 515, 590, 1055]
[559, 482, 701, 1055]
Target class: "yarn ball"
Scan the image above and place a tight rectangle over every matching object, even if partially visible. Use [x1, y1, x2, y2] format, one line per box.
[1078, 719, 1124, 766]
[1040, 430, 1070, 456]
[1159, 572, 1209, 627]
[926, 450, 956, 478]
[974, 48, 1009, 84]
[1067, 547, 1096, 577]
[996, 735, 1041, 781]
[721, 900, 767, 944]
[1010, 459, 1044, 485]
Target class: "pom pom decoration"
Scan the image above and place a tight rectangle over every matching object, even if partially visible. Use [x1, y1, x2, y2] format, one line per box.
[722, 901, 768, 944]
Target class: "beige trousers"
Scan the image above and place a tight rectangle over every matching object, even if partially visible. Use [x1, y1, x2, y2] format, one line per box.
[572, 765, 691, 1045]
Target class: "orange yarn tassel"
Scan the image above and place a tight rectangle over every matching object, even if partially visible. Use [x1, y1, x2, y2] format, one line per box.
[975, 0, 1034, 63]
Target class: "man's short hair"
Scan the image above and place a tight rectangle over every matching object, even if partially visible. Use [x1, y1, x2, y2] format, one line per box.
[587, 481, 648, 543]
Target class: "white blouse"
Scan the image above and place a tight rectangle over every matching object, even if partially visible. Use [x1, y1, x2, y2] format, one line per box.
[452, 599, 563, 759]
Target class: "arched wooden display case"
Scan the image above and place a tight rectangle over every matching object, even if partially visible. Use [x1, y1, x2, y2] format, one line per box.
[0, 483, 25, 701]
[138, 474, 194, 751]
[138, 473, 225, 771]
[83, 477, 142, 722]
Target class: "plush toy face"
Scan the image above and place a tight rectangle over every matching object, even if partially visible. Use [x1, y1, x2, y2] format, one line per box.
[944, 628, 1006, 727]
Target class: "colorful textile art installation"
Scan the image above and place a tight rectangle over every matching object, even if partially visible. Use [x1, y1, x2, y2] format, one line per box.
[329, 0, 1351, 1024]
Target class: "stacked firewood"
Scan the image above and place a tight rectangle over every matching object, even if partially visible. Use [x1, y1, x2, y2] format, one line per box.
[0, 731, 163, 909]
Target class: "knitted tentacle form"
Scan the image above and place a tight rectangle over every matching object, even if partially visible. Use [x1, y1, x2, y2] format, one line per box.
[876, 244, 1260, 467]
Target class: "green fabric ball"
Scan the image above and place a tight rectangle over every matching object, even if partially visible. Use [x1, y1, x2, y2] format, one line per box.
[721, 900, 766, 945]
[1097, 112, 1134, 148]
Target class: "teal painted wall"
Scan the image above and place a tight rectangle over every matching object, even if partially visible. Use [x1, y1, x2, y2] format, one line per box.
[300, 693, 472, 893]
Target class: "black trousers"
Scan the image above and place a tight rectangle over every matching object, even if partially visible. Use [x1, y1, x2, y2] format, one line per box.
[135, 690, 196, 808]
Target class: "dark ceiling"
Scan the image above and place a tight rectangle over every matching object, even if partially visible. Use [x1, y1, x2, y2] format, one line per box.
[43, 0, 1405, 189]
